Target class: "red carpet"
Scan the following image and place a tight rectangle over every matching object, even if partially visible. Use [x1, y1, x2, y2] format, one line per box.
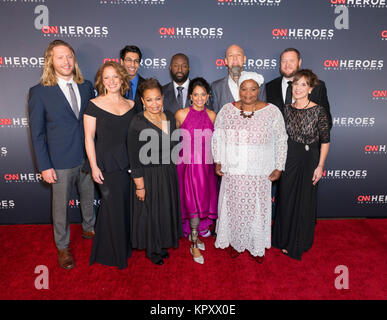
[0, 219, 386, 300]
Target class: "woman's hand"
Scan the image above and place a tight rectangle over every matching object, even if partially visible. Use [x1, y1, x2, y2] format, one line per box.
[215, 163, 224, 176]
[268, 169, 282, 182]
[91, 167, 104, 184]
[136, 188, 145, 201]
[312, 166, 323, 185]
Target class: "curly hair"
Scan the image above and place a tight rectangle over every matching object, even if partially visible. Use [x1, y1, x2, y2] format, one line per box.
[138, 78, 163, 99]
[94, 61, 129, 96]
[293, 69, 319, 88]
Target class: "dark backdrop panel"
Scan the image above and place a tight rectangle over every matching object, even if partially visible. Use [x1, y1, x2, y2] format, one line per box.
[1, 0, 386, 224]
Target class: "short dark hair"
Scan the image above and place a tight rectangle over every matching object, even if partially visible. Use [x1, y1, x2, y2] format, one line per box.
[120, 45, 142, 61]
[138, 78, 163, 98]
[170, 53, 189, 65]
[188, 77, 211, 96]
[293, 69, 319, 88]
[280, 48, 301, 60]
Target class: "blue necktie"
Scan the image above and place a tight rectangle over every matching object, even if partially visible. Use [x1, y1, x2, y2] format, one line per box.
[127, 81, 133, 100]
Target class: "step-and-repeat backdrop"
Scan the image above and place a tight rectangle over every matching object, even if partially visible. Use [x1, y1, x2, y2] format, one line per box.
[0, 0, 386, 224]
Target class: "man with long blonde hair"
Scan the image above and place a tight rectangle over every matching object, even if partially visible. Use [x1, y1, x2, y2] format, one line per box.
[28, 40, 96, 270]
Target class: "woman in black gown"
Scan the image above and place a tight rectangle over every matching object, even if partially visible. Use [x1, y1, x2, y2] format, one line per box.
[84, 61, 135, 269]
[128, 78, 182, 265]
[272, 69, 330, 260]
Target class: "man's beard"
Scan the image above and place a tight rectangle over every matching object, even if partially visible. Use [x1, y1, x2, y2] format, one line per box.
[170, 70, 189, 84]
[280, 67, 299, 79]
[229, 66, 242, 78]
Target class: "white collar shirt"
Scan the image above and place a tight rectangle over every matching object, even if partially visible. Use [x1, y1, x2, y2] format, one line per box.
[228, 74, 240, 101]
[57, 76, 81, 112]
[173, 79, 190, 107]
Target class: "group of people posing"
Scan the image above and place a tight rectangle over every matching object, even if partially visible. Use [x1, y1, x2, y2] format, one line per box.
[28, 40, 331, 270]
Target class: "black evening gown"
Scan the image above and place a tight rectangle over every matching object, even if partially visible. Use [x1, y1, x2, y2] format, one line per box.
[272, 104, 330, 260]
[84, 101, 135, 269]
[127, 111, 182, 263]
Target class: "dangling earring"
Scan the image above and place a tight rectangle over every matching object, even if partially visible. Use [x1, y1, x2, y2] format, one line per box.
[104, 87, 108, 96]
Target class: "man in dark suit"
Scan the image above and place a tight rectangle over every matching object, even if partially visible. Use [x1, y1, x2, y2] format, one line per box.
[265, 47, 332, 128]
[211, 44, 266, 113]
[28, 40, 96, 270]
[120, 45, 145, 113]
[162, 53, 191, 114]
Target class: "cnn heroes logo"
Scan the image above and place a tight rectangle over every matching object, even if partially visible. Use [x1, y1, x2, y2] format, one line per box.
[41, 25, 109, 38]
[0, 117, 28, 128]
[34, 5, 108, 38]
[3, 173, 42, 183]
[159, 27, 223, 39]
[217, 0, 282, 6]
[1, 147, 7, 157]
[357, 195, 387, 204]
[100, 0, 165, 4]
[321, 169, 367, 179]
[68, 199, 100, 209]
[103, 58, 167, 69]
[333, 117, 375, 127]
[382, 30, 387, 40]
[364, 144, 387, 154]
[0, 200, 15, 210]
[372, 90, 387, 100]
[323, 59, 384, 71]
[330, 0, 387, 8]
[0, 56, 44, 68]
[272, 28, 334, 40]
[215, 58, 277, 70]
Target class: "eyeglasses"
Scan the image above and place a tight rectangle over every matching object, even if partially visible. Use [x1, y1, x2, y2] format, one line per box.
[124, 58, 140, 64]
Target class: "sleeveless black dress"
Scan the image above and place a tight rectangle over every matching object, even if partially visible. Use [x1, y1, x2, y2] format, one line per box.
[84, 101, 135, 269]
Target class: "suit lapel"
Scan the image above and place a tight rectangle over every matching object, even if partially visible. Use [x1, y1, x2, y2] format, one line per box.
[53, 85, 78, 119]
[276, 77, 285, 108]
[224, 77, 235, 102]
[77, 82, 88, 116]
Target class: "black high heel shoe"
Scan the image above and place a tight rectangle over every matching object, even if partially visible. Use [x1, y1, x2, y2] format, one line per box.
[153, 259, 164, 265]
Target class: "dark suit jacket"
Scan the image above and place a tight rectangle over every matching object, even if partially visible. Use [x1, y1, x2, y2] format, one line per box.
[265, 76, 332, 128]
[162, 81, 191, 114]
[130, 74, 145, 114]
[210, 76, 266, 114]
[28, 80, 95, 172]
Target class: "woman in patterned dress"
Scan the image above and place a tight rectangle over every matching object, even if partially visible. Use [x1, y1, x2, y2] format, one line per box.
[272, 69, 330, 260]
[212, 71, 288, 263]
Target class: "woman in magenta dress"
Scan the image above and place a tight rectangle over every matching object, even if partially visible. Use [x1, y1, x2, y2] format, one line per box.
[175, 77, 218, 264]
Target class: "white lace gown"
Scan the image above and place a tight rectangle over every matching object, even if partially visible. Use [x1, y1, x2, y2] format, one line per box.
[212, 102, 288, 257]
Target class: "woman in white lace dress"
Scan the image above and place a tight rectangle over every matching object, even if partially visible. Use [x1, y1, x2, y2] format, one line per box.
[212, 72, 288, 263]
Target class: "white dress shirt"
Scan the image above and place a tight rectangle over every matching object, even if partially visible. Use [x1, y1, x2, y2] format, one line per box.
[173, 78, 190, 107]
[228, 75, 240, 102]
[57, 76, 81, 112]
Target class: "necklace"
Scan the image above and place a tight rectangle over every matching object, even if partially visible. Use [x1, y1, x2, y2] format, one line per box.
[145, 111, 163, 125]
[294, 100, 311, 109]
[239, 103, 256, 119]
[292, 100, 312, 151]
